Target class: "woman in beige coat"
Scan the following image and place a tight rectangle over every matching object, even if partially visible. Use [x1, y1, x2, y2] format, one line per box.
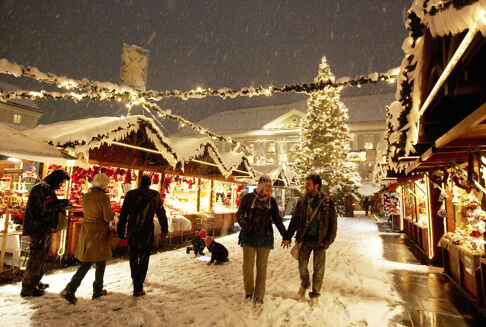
[61, 173, 115, 304]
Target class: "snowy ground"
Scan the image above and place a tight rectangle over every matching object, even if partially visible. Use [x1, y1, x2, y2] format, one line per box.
[0, 218, 418, 327]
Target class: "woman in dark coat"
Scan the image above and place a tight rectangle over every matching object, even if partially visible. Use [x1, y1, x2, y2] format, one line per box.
[236, 175, 290, 304]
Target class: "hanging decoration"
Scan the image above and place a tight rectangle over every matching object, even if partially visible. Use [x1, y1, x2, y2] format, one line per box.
[0, 58, 397, 101]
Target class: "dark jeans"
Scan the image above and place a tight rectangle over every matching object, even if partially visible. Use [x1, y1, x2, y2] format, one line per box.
[65, 261, 106, 296]
[129, 245, 152, 292]
[298, 240, 327, 298]
[21, 233, 52, 294]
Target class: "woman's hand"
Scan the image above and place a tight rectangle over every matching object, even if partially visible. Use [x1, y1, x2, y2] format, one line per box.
[281, 240, 291, 249]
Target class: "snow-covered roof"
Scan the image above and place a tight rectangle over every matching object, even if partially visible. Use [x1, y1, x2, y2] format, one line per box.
[179, 101, 308, 134]
[0, 80, 41, 110]
[220, 152, 255, 177]
[169, 136, 237, 177]
[379, 0, 486, 178]
[358, 183, 381, 196]
[0, 123, 76, 166]
[250, 165, 300, 187]
[178, 93, 391, 136]
[26, 115, 178, 167]
[252, 165, 284, 181]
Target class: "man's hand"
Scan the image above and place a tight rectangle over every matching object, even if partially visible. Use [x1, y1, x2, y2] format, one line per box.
[281, 240, 291, 249]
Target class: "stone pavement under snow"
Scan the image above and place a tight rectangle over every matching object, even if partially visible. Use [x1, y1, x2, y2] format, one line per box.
[0, 218, 484, 327]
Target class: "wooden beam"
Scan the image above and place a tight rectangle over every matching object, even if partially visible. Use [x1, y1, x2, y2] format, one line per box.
[435, 102, 486, 148]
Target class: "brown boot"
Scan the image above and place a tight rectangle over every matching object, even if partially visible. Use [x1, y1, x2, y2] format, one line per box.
[60, 289, 77, 304]
[133, 290, 146, 297]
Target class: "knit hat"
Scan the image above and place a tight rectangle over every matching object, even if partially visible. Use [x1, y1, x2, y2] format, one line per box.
[198, 229, 207, 239]
[256, 174, 272, 194]
[205, 236, 214, 248]
[92, 173, 111, 189]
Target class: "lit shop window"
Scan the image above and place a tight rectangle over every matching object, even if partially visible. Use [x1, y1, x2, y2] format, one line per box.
[268, 142, 276, 153]
[13, 114, 22, 125]
[364, 135, 374, 150]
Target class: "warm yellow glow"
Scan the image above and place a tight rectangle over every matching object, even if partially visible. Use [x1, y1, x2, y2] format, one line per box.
[28, 91, 43, 97]
[425, 174, 434, 259]
[112, 141, 164, 155]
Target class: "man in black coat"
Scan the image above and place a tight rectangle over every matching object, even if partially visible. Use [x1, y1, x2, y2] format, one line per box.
[117, 175, 168, 297]
[21, 169, 71, 297]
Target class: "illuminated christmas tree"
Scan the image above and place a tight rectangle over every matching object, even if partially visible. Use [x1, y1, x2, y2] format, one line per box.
[295, 56, 360, 215]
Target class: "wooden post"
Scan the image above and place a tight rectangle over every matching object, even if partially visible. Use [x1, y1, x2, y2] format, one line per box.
[196, 178, 201, 213]
[231, 183, 236, 209]
[0, 195, 12, 273]
[428, 176, 444, 264]
[209, 180, 214, 212]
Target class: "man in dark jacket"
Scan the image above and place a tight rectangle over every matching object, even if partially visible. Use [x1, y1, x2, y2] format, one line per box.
[21, 169, 71, 297]
[117, 175, 168, 297]
[287, 174, 337, 307]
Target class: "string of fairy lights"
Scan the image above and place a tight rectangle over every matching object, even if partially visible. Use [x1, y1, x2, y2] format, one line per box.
[0, 57, 398, 155]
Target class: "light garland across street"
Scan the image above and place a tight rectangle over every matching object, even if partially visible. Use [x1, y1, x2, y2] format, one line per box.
[0, 57, 398, 156]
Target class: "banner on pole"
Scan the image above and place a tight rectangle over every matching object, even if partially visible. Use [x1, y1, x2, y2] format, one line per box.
[120, 43, 150, 90]
[383, 192, 400, 215]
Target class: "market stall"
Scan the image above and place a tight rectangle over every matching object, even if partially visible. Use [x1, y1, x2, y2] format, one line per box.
[166, 138, 253, 238]
[26, 117, 253, 251]
[374, 1, 486, 311]
[0, 123, 76, 273]
[26, 115, 179, 254]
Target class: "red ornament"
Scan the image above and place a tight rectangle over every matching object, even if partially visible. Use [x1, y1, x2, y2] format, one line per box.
[125, 170, 132, 184]
[152, 174, 160, 185]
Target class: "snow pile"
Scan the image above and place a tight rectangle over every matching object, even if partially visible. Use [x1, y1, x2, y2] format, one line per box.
[0, 218, 407, 327]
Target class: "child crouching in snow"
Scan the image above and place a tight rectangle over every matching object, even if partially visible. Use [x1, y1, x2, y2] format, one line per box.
[186, 229, 206, 256]
[205, 236, 229, 265]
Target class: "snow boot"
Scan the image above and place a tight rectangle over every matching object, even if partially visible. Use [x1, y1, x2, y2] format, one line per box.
[92, 289, 108, 300]
[60, 289, 77, 304]
[297, 286, 307, 298]
[133, 290, 146, 297]
[20, 287, 45, 298]
[310, 297, 320, 307]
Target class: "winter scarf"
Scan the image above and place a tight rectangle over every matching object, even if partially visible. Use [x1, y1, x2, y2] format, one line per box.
[251, 191, 271, 209]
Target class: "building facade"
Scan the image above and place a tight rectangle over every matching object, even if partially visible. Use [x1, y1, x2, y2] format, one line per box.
[0, 81, 43, 130]
[178, 93, 394, 184]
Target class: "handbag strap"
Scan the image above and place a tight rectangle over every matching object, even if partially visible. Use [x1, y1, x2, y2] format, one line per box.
[309, 196, 326, 224]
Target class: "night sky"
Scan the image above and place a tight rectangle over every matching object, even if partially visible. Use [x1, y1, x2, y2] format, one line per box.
[0, 0, 411, 133]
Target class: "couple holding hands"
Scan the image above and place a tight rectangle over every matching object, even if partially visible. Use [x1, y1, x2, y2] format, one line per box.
[237, 173, 337, 307]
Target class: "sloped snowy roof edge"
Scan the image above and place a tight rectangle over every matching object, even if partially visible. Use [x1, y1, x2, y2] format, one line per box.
[26, 115, 178, 167]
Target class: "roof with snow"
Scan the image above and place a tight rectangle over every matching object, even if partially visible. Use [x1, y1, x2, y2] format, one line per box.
[169, 137, 251, 177]
[0, 80, 41, 111]
[26, 115, 178, 167]
[186, 100, 308, 134]
[0, 123, 75, 165]
[178, 93, 391, 135]
[377, 0, 486, 179]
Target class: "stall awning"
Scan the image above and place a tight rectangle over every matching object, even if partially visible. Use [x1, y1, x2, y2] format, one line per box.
[406, 102, 486, 174]
[0, 123, 76, 166]
[25, 115, 178, 167]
